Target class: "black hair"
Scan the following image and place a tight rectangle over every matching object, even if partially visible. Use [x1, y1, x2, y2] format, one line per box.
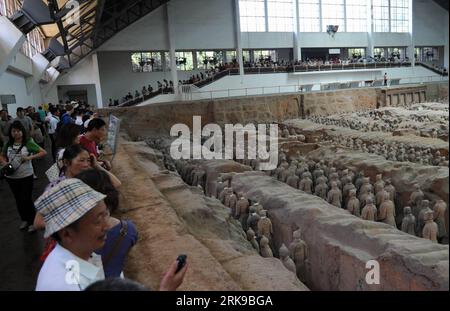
[56, 123, 82, 149]
[75, 168, 119, 213]
[60, 144, 89, 175]
[7, 120, 28, 148]
[87, 118, 106, 132]
[49, 106, 58, 114]
[16, 107, 24, 112]
[84, 278, 148, 291]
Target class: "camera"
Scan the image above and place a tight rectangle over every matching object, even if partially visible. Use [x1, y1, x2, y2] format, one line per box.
[0, 163, 15, 179]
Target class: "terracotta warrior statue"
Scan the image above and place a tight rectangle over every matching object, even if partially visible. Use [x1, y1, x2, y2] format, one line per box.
[374, 174, 385, 194]
[327, 181, 342, 208]
[409, 184, 424, 217]
[260, 236, 273, 257]
[219, 186, 229, 204]
[224, 187, 234, 209]
[299, 173, 313, 194]
[433, 199, 448, 242]
[355, 171, 365, 191]
[359, 177, 373, 197]
[286, 174, 300, 189]
[401, 206, 416, 236]
[378, 192, 396, 227]
[384, 179, 396, 202]
[314, 178, 329, 200]
[361, 197, 377, 221]
[289, 229, 308, 282]
[342, 177, 356, 205]
[246, 228, 260, 252]
[375, 188, 389, 208]
[418, 200, 432, 237]
[246, 205, 261, 232]
[236, 194, 250, 225]
[257, 210, 273, 241]
[279, 244, 297, 274]
[422, 210, 438, 243]
[346, 189, 360, 217]
[226, 188, 238, 216]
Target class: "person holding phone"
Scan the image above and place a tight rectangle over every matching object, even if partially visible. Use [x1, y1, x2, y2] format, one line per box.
[79, 118, 112, 171]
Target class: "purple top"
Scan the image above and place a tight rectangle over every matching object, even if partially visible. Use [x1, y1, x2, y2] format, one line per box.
[96, 219, 138, 278]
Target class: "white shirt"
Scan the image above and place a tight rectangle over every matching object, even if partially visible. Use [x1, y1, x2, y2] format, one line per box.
[36, 243, 105, 291]
[75, 116, 83, 126]
[46, 114, 59, 135]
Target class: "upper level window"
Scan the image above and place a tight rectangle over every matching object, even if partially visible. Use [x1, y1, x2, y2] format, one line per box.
[267, 0, 294, 32]
[373, 0, 390, 32]
[175, 51, 194, 71]
[390, 0, 409, 32]
[321, 0, 345, 32]
[239, 0, 266, 32]
[346, 0, 367, 32]
[197, 51, 224, 70]
[299, 0, 320, 32]
[131, 52, 163, 72]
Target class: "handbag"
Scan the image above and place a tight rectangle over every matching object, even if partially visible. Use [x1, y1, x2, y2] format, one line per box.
[45, 162, 61, 182]
[0, 145, 24, 179]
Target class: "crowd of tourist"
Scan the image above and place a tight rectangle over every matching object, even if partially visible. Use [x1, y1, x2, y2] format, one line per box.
[0, 101, 188, 291]
[109, 62, 240, 107]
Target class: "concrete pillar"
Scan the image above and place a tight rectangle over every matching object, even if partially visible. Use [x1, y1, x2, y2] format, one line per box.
[91, 53, 104, 108]
[366, 0, 374, 58]
[26, 53, 50, 94]
[445, 12, 449, 69]
[166, 3, 179, 94]
[408, 0, 414, 66]
[233, 0, 244, 76]
[0, 16, 26, 78]
[293, 0, 301, 61]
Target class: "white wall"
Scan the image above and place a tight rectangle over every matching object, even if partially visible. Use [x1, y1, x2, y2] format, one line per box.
[7, 52, 33, 77]
[413, 0, 448, 46]
[242, 32, 294, 49]
[0, 70, 44, 117]
[42, 54, 104, 108]
[98, 0, 235, 51]
[299, 32, 368, 48]
[169, 0, 235, 50]
[371, 33, 412, 47]
[0, 51, 46, 117]
[98, 5, 169, 51]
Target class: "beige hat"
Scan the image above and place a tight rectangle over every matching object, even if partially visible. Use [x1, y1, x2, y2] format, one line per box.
[35, 178, 106, 238]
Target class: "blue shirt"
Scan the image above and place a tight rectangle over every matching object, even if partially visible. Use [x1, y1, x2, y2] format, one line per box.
[61, 113, 73, 125]
[96, 220, 138, 278]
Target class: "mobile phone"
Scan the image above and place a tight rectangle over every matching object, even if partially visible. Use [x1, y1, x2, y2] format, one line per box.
[175, 254, 187, 273]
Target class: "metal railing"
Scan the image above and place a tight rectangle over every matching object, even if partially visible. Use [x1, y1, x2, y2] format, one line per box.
[119, 61, 447, 106]
[184, 74, 448, 101]
[291, 61, 413, 73]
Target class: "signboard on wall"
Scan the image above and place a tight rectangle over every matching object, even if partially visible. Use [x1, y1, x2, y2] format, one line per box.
[329, 49, 341, 54]
[107, 114, 121, 155]
[0, 94, 16, 114]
